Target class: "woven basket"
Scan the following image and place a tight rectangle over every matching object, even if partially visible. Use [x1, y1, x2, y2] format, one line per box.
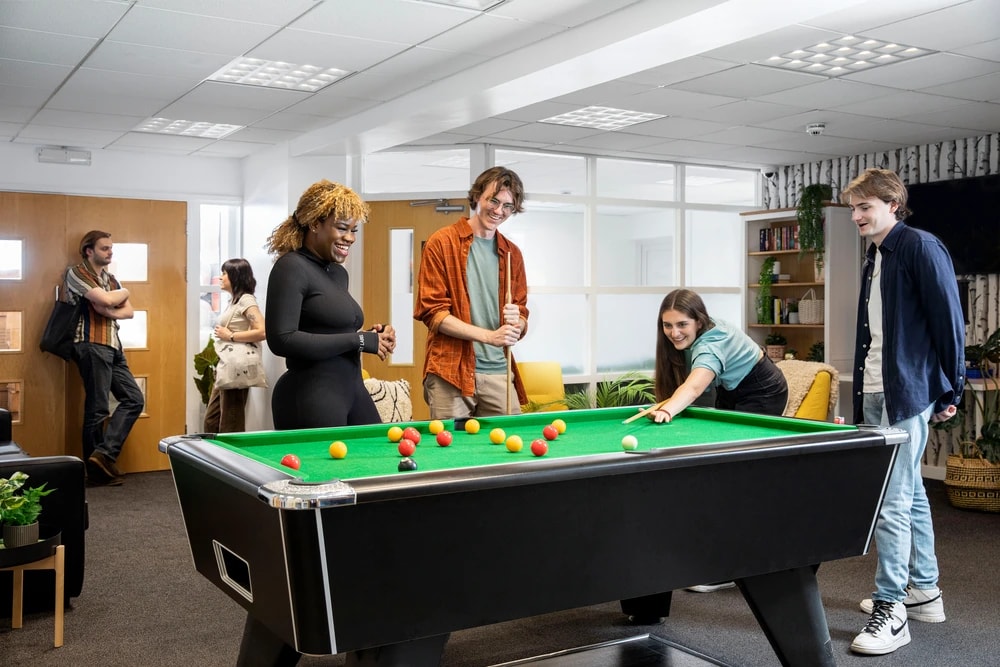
[944, 446, 1000, 513]
[799, 288, 824, 324]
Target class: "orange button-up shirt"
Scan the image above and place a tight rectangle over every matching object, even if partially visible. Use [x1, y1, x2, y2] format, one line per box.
[414, 217, 529, 401]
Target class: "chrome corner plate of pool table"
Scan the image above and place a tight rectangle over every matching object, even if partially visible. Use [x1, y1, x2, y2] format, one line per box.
[259, 478, 357, 509]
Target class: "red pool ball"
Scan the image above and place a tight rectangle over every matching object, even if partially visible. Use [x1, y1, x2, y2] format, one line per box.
[402, 427, 421, 444]
[530, 439, 548, 457]
[436, 431, 453, 447]
[397, 439, 416, 457]
[542, 425, 559, 441]
[280, 454, 301, 470]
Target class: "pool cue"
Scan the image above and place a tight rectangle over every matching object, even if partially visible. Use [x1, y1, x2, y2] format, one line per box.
[505, 251, 513, 414]
[622, 398, 671, 425]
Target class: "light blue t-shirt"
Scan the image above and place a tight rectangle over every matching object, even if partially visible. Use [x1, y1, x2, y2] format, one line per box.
[688, 319, 763, 390]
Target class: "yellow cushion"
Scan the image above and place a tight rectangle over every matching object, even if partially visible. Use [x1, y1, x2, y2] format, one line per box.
[795, 370, 832, 421]
[361, 369, 371, 380]
[517, 361, 568, 411]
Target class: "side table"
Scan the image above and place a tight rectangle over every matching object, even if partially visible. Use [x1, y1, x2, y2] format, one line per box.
[0, 530, 64, 647]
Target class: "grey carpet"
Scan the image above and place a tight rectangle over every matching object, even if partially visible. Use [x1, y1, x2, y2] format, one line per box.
[2, 472, 997, 666]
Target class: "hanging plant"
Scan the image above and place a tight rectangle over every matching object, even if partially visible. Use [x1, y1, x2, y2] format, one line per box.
[797, 183, 833, 265]
[756, 256, 776, 324]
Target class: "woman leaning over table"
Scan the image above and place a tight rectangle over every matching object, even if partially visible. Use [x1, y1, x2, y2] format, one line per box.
[204, 258, 266, 433]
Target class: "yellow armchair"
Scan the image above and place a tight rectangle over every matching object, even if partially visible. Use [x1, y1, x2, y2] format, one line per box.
[517, 361, 568, 412]
[776, 359, 839, 421]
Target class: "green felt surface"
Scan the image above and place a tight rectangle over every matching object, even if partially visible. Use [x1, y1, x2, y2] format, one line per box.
[206, 407, 855, 483]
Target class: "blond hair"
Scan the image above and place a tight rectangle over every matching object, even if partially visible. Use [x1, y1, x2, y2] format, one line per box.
[266, 180, 370, 256]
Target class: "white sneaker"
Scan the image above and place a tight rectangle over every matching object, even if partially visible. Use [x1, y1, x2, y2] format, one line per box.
[851, 600, 911, 655]
[685, 582, 735, 593]
[860, 586, 946, 623]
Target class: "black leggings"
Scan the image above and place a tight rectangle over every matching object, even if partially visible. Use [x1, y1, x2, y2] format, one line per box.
[715, 354, 788, 416]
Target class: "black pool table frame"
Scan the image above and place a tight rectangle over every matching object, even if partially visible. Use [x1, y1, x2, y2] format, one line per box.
[161, 424, 905, 667]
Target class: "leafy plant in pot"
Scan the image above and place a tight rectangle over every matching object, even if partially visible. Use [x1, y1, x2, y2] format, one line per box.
[796, 183, 833, 278]
[193, 337, 219, 405]
[765, 332, 787, 362]
[0, 471, 55, 548]
[756, 256, 776, 324]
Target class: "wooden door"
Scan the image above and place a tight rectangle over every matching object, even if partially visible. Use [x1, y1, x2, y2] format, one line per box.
[0, 192, 186, 472]
[364, 201, 468, 421]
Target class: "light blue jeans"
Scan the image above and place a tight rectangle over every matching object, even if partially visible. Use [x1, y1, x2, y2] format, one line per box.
[863, 393, 938, 603]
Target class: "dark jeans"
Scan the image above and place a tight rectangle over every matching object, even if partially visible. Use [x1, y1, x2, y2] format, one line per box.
[72, 342, 144, 461]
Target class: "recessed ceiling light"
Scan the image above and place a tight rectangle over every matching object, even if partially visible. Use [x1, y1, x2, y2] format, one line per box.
[208, 57, 350, 92]
[134, 118, 244, 139]
[756, 35, 932, 77]
[540, 106, 666, 131]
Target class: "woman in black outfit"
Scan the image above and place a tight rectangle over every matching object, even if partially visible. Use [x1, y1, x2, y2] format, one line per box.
[265, 180, 396, 430]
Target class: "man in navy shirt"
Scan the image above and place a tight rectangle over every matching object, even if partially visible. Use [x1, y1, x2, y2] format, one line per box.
[842, 169, 964, 656]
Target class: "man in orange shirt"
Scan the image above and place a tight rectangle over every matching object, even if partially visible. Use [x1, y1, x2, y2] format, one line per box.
[414, 167, 529, 419]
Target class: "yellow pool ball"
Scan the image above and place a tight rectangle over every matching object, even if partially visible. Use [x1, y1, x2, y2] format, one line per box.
[551, 418, 567, 434]
[489, 427, 506, 444]
[329, 441, 348, 459]
[387, 426, 404, 442]
[505, 435, 524, 453]
[428, 419, 445, 435]
[464, 418, 481, 434]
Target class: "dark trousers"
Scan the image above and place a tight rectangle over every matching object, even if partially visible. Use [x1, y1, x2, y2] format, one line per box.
[203, 387, 249, 433]
[716, 354, 788, 417]
[72, 342, 144, 461]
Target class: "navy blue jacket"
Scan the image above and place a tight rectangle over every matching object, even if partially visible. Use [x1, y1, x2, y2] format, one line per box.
[853, 222, 965, 424]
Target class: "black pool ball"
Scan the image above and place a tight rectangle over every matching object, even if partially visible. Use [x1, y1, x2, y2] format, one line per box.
[397, 457, 418, 472]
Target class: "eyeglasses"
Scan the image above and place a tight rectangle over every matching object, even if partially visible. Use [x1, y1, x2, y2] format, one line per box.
[487, 197, 516, 214]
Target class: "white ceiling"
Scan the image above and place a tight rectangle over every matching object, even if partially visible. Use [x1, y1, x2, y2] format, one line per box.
[1, 0, 999, 170]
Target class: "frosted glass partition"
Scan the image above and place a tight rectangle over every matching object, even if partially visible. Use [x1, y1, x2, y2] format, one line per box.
[365, 149, 471, 193]
[494, 150, 586, 195]
[0, 240, 22, 280]
[700, 292, 744, 330]
[596, 158, 676, 200]
[595, 206, 679, 287]
[118, 311, 147, 349]
[685, 165, 758, 205]
[506, 203, 584, 286]
[108, 243, 148, 282]
[596, 293, 662, 373]
[515, 294, 587, 374]
[390, 229, 414, 364]
[685, 210, 742, 287]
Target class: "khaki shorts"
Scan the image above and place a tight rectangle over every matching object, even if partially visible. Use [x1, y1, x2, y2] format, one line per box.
[424, 372, 521, 420]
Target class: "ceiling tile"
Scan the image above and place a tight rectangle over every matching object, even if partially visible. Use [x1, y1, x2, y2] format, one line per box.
[843, 53, 999, 90]
[250, 29, 410, 72]
[0, 59, 72, 89]
[0, 0, 129, 37]
[46, 89, 167, 117]
[621, 56, 737, 87]
[756, 79, 897, 110]
[899, 101, 1000, 132]
[299, 0, 473, 43]
[922, 73, 1000, 102]
[84, 41, 233, 79]
[108, 6, 278, 56]
[14, 124, 123, 147]
[858, 0, 1000, 52]
[671, 64, 825, 98]
[177, 81, 312, 112]
[0, 26, 96, 65]
[137, 0, 317, 25]
[32, 109, 145, 132]
[490, 0, 638, 28]
[420, 13, 567, 57]
[829, 90, 970, 118]
[61, 68, 195, 102]
[694, 100, 809, 125]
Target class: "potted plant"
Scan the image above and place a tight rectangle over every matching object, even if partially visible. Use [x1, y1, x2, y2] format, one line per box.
[765, 332, 787, 362]
[796, 183, 833, 277]
[0, 471, 55, 548]
[787, 300, 799, 325]
[806, 341, 825, 363]
[756, 256, 776, 324]
[563, 372, 655, 410]
[193, 337, 219, 405]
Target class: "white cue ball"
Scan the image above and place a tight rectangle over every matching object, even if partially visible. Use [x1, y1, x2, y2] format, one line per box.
[621, 434, 639, 450]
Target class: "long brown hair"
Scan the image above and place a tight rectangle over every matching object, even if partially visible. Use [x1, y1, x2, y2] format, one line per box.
[654, 289, 713, 401]
[266, 180, 369, 257]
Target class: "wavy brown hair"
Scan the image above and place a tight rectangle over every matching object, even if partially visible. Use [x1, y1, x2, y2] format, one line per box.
[654, 289, 714, 401]
[840, 168, 911, 220]
[266, 180, 370, 257]
[468, 167, 525, 214]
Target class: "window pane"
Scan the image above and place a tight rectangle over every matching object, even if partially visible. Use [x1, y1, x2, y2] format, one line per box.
[685, 210, 742, 287]
[701, 292, 744, 330]
[516, 294, 587, 375]
[119, 311, 147, 349]
[0, 311, 22, 351]
[390, 229, 414, 364]
[596, 158, 675, 200]
[0, 240, 22, 280]
[495, 150, 586, 196]
[109, 243, 148, 282]
[595, 206, 678, 287]
[364, 149, 471, 193]
[507, 203, 584, 287]
[0, 381, 21, 422]
[685, 165, 758, 205]
[200, 205, 238, 289]
[596, 294, 662, 373]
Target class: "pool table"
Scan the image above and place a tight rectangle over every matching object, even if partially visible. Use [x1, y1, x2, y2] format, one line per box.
[160, 407, 905, 667]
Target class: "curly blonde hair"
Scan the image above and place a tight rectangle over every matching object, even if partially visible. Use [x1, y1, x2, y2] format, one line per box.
[266, 180, 370, 256]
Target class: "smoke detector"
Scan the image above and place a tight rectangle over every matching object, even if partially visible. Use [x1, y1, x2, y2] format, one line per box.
[805, 123, 826, 136]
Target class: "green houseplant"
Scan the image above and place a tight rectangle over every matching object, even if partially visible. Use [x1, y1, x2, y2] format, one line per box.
[193, 338, 219, 405]
[796, 183, 833, 268]
[1, 471, 55, 548]
[563, 372, 655, 410]
[756, 256, 776, 324]
[764, 332, 787, 361]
